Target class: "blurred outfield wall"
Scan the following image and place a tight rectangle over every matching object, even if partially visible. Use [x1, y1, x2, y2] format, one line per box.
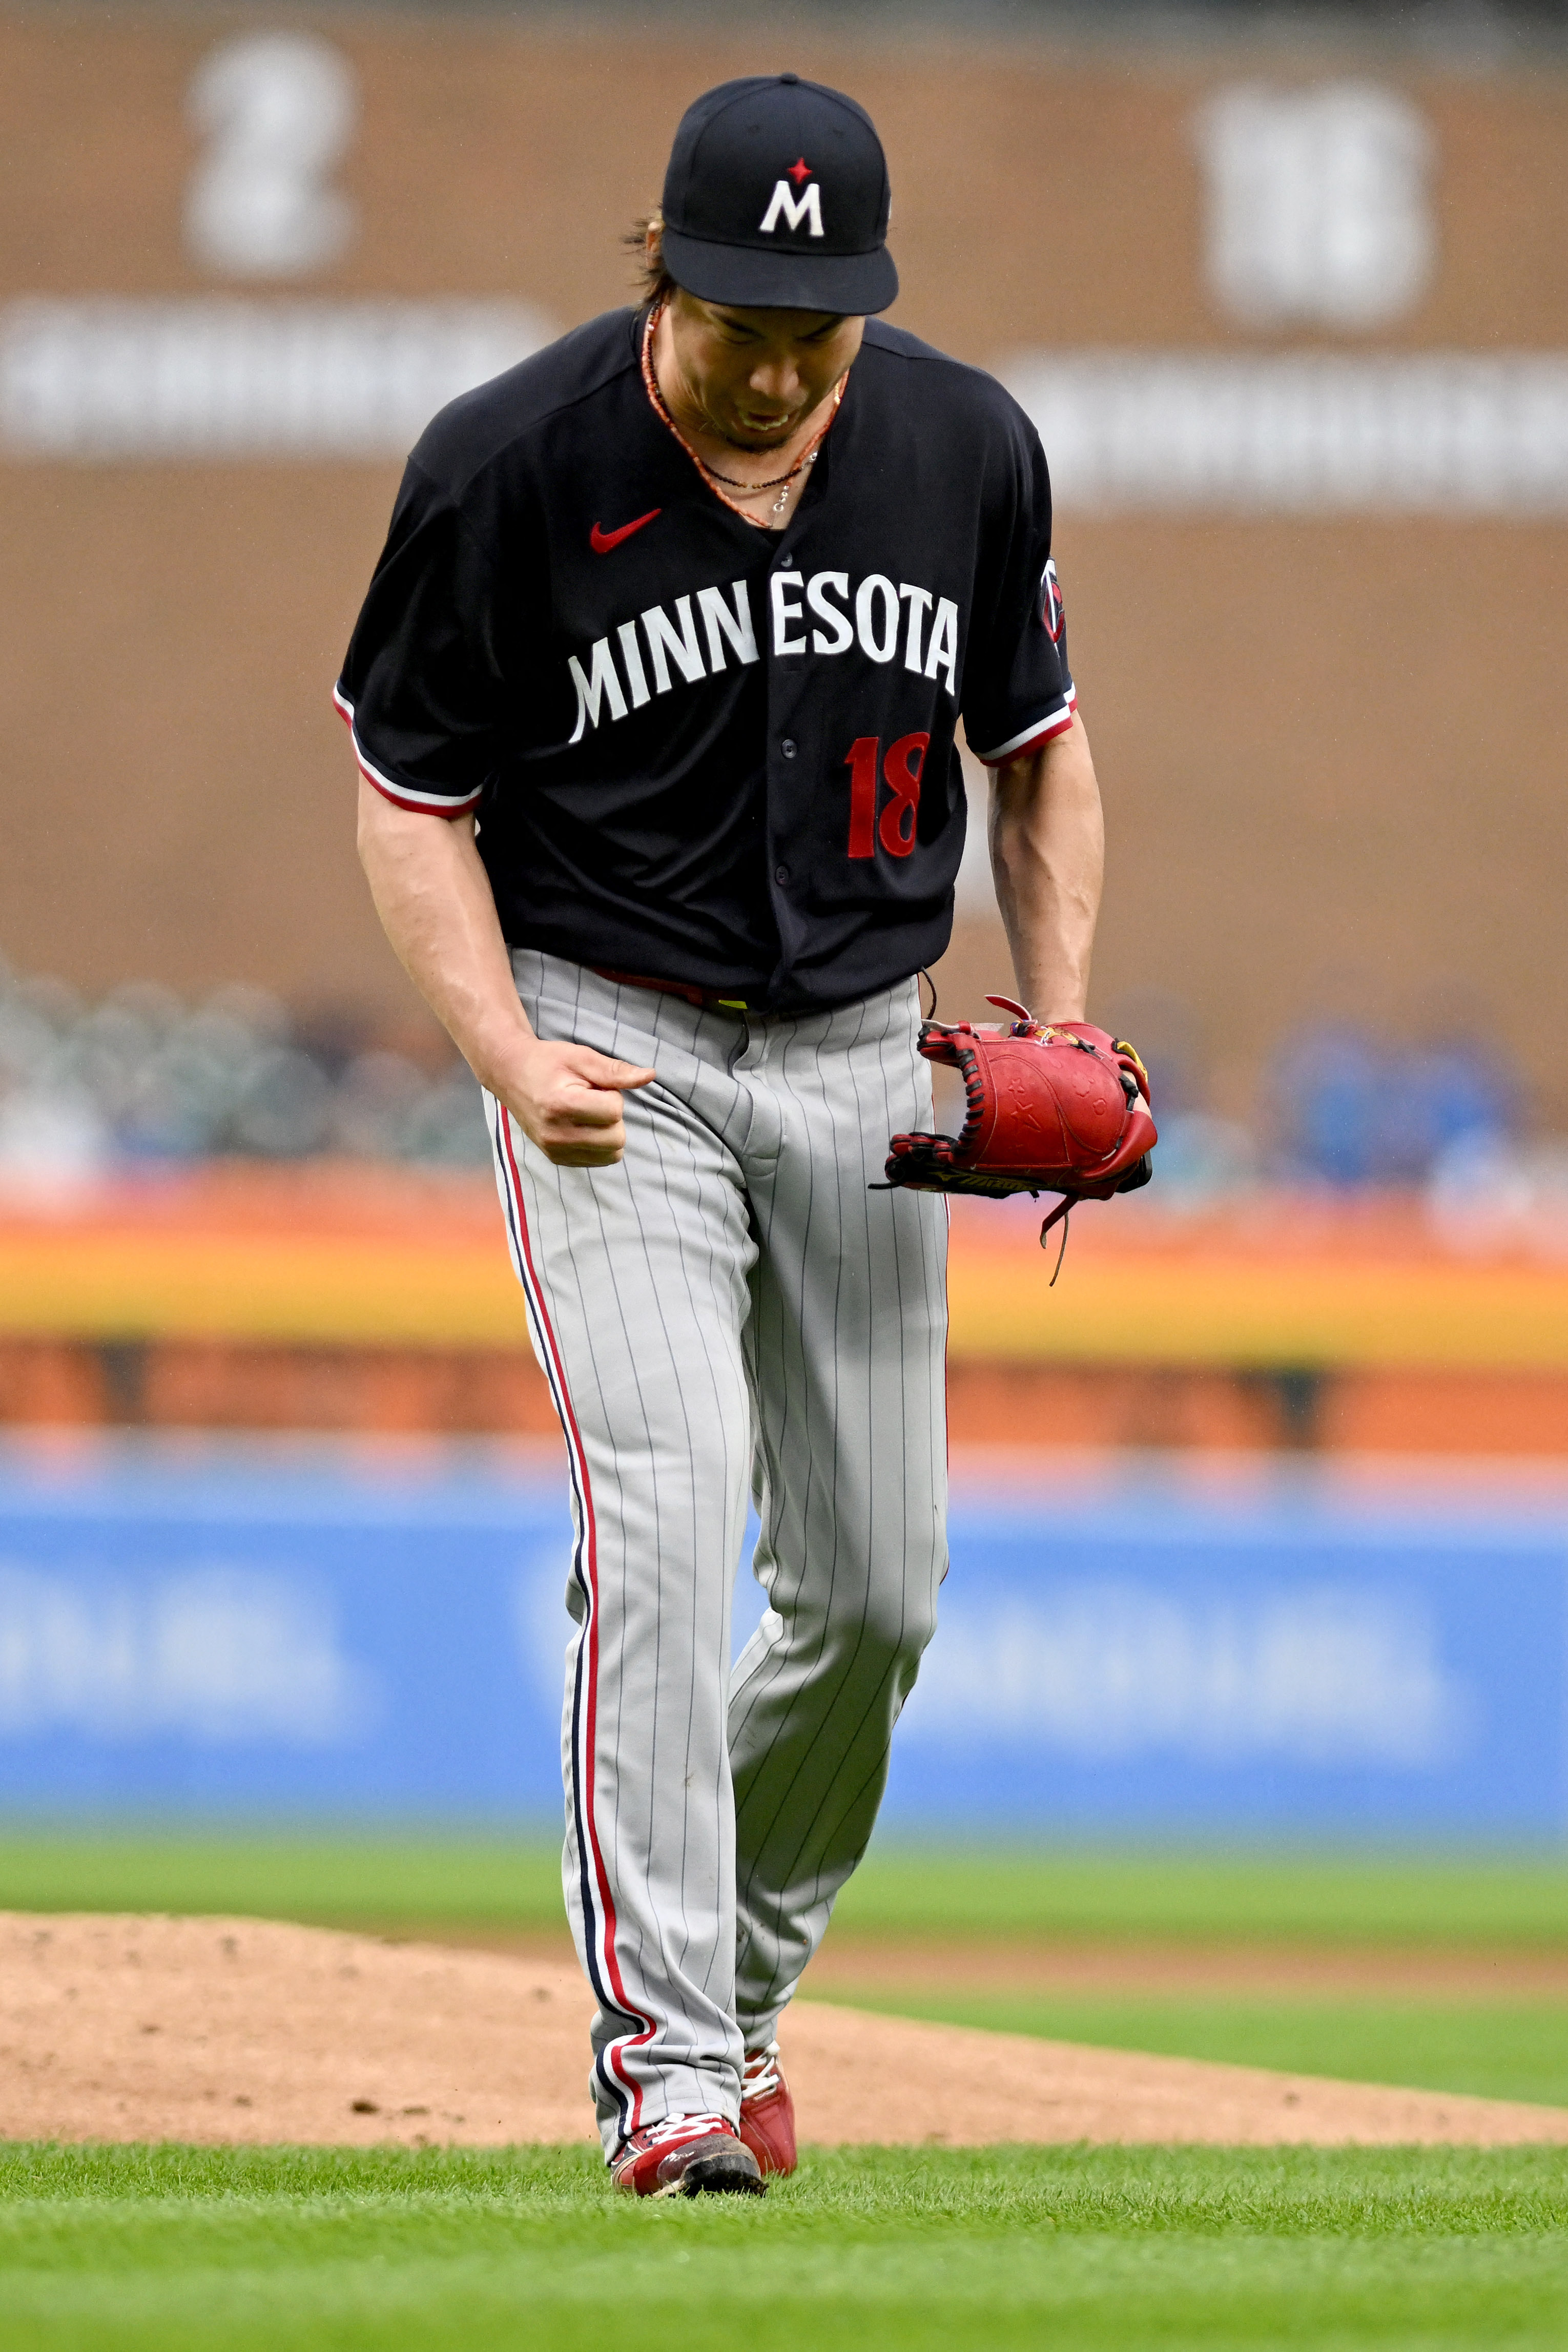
[4, 1437, 1567, 1835]
[2, 6, 1566, 1116]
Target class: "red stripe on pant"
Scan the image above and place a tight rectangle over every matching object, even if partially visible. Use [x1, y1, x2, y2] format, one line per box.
[496, 1107, 656, 2131]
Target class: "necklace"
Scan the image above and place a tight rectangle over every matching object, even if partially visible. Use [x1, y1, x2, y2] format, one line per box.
[641, 300, 841, 527]
[703, 459, 804, 491]
[704, 449, 821, 517]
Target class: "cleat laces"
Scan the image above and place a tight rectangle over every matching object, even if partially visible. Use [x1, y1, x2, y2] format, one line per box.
[629, 2111, 733, 2153]
[742, 2044, 782, 2101]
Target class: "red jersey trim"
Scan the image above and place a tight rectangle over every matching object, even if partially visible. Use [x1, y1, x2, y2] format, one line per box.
[971, 690, 1078, 769]
[332, 686, 483, 818]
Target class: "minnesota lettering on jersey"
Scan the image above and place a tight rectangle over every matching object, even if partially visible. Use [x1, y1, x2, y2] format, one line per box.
[337, 308, 1073, 1005]
[567, 569, 961, 744]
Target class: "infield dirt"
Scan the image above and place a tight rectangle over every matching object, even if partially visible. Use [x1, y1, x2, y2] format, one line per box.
[5, 1913, 1568, 2152]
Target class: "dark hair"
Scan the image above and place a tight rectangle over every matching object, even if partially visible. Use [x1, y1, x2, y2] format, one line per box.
[627, 212, 678, 308]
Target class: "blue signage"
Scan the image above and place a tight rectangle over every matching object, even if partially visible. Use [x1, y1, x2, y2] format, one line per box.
[891, 1480, 1568, 1834]
[0, 1440, 1564, 1835]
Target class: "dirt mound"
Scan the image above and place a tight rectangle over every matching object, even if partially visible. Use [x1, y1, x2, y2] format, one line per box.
[4, 1913, 1566, 2151]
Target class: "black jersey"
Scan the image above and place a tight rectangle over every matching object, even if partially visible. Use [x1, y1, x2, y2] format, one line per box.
[336, 307, 1075, 1012]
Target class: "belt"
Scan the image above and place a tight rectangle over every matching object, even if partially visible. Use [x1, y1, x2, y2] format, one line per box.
[592, 966, 753, 1014]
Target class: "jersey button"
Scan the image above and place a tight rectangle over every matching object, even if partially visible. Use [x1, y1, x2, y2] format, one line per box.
[780, 738, 797, 758]
[775, 864, 790, 885]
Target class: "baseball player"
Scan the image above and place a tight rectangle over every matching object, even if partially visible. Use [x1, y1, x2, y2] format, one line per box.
[339, 73, 1105, 2196]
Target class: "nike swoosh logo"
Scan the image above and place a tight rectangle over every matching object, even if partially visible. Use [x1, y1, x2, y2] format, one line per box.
[590, 508, 661, 554]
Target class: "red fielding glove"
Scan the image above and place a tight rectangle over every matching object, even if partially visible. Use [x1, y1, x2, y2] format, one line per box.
[881, 996, 1157, 1258]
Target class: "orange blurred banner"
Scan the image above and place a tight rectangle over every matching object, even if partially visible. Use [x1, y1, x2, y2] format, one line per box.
[3, 1171, 1566, 1372]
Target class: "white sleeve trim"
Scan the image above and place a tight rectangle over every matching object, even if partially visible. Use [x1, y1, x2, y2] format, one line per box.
[332, 684, 484, 816]
[971, 688, 1078, 768]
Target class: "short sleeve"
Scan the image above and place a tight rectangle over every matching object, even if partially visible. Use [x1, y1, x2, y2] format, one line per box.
[960, 411, 1077, 769]
[333, 461, 504, 817]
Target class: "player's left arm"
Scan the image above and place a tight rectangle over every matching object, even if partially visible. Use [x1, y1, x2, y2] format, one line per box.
[988, 712, 1104, 1024]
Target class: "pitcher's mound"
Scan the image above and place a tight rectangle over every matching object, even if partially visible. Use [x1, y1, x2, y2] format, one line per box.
[4, 1912, 1566, 2150]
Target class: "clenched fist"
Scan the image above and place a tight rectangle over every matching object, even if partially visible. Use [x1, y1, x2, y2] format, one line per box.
[497, 1037, 656, 1167]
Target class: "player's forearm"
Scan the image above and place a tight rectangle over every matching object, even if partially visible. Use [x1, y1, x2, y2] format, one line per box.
[987, 716, 1105, 1023]
[355, 777, 536, 1091]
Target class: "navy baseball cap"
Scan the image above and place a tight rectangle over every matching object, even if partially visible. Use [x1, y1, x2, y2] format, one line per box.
[660, 74, 898, 315]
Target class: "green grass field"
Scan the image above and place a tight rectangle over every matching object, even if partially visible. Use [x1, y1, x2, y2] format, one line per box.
[6, 1834, 1568, 2347]
[830, 1989, 1568, 2108]
[4, 1827, 1567, 1944]
[6, 1827, 1568, 2106]
[5, 2142, 1568, 2352]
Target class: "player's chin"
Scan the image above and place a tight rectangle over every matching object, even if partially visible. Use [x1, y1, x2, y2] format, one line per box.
[727, 415, 797, 448]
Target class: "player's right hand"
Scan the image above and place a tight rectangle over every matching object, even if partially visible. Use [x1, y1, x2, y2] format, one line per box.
[503, 1038, 656, 1168]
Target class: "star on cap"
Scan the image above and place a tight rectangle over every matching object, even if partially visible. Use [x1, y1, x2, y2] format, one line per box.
[786, 155, 812, 187]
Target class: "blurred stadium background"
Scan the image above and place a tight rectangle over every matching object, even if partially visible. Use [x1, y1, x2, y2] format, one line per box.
[3, 0, 1568, 2024]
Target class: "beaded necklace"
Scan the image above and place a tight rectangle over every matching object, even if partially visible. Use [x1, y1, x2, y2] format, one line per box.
[639, 300, 843, 528]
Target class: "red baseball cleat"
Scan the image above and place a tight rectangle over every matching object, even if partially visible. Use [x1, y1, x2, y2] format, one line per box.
[738, 2042, 798, 2178]
[609, 2113, 765, 2198]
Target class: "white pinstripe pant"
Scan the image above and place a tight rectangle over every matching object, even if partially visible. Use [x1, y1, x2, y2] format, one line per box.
[488, 951, 947, 2153]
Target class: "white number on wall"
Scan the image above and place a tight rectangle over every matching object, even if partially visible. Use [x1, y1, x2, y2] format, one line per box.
[185, 34, 358, 279]
[1194, 82, 1435, 331]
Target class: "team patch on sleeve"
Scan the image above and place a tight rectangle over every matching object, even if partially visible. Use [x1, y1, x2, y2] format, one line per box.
[1043, 558, 1065, 643]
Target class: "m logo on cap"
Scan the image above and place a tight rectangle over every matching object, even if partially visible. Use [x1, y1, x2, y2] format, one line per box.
[759, 163, 824, 238]
[660, 82, 895, 306]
